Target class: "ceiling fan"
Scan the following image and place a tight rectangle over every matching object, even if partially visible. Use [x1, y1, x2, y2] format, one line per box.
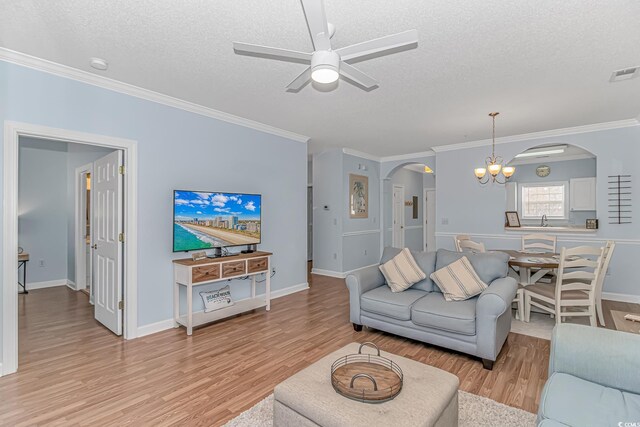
[233, 0, 418, 92]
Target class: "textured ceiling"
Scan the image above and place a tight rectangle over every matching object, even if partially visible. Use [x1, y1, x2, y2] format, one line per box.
[1, 1, 640, 156]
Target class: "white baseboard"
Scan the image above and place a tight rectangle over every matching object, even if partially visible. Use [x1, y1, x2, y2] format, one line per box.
[136, 318, 176, 338]
[135, 282, 310, 338]
[312, 264, 378, 279]
[311, 268, 346, 278]
[602, 292, 640, 304]
[66, 280, 77, 291]
[25, 279, 68, 291]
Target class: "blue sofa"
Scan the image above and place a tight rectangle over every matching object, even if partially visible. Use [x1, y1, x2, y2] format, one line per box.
[345, 248, 517, 369]
[538, 323, 640, 426]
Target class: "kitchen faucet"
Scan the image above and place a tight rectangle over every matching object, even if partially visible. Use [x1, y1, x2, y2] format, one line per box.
[541, 214, 548, 227]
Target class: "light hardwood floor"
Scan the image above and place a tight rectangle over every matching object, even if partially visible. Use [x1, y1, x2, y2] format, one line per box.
[1, 272, 638, 426]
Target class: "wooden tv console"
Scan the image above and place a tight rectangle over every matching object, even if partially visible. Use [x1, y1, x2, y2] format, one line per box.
[172, 251, 272, 335]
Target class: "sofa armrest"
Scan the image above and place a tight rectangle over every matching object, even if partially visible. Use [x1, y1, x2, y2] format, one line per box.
[549, 323, 640, 394]
[475, 277, 517, 361]
[477, 277, 517, 317]
[345, 265, 385, 324]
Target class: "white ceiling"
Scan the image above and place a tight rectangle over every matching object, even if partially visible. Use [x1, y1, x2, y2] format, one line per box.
[1, 1, 640, 156]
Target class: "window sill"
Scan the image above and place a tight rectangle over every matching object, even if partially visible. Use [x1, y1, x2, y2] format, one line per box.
[504, 226, 596, 234]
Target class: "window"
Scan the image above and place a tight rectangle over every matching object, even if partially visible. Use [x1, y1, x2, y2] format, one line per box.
[520, 182, 567, 219]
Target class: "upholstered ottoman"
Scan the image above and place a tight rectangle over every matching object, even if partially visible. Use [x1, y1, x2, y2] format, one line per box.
[273, 343, 459, 427]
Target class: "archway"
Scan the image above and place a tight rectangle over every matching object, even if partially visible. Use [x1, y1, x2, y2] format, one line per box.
[382, 161, 436, 251]
[504, 143, 597, 228]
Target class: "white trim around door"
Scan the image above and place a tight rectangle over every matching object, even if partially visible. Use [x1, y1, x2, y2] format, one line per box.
[2, 121, 139, 377]
[392, 185, 405, 248]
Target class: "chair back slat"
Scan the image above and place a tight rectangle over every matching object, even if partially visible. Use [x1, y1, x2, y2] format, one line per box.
[522, 234, 556, 252]
[458, 239, 486, 253]
[594, 241, 616, 300]
[454, 234, 471, 252]
[555, 245, 604, 303]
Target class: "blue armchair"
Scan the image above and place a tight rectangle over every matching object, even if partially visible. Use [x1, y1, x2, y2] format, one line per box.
[538, 323, 640, 426]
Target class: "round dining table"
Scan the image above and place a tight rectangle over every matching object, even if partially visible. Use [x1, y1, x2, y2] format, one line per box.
[495, 249, 559, 285]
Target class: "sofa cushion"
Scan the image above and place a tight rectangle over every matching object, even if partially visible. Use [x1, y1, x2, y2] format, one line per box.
[430, 256, 488, 301]
[361, 286, 427, 321]
[380, 247, 436, 292]
[408, 250, 437, 292]
[539, 372, 640, 427]
[435, 249, 509, 284]
[410, 292, 476, 335]
[379, 248, 427, 293]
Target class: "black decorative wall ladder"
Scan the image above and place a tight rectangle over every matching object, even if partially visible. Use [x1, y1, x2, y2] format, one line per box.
[608, 175, 631, 224]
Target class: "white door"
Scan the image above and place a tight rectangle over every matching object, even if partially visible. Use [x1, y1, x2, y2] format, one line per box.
[93, 151, 124, 335]
[392, 185, 405, 248]
[425, 189, 436, 251]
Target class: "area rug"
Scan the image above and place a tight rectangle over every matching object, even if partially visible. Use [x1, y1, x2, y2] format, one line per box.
[223, 391, 536, 427]
[511, 310, 591, 340]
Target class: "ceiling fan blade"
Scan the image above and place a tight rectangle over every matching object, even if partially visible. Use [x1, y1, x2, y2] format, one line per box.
[286, 67, 312, 92]
[339, 62, 378, 90]
[336, 29, 418, 62]
[300, 0, 331, 51]
[233, 42, 312, 64]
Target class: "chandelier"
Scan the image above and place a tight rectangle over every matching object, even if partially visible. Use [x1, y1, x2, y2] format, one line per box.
[474, 112, 515, 185]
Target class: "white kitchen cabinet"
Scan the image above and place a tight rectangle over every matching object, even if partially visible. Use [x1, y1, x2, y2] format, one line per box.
[570, 177, 596, 211]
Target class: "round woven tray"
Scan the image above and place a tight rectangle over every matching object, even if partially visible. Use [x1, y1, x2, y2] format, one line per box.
[331, 342, 403, 404]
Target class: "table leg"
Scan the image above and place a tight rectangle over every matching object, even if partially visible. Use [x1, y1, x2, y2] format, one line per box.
[266, 257, 271, 311]
[251, 275, 256, 299]
[173, 277, 179, 328]
[519, 266, 530, 285]
[187, 282, 193, 335]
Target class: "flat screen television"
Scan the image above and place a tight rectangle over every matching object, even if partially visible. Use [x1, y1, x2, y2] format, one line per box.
[173, 190, 261, 252]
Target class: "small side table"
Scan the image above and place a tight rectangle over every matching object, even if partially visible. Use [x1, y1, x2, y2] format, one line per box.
[18, 253, 29, 294]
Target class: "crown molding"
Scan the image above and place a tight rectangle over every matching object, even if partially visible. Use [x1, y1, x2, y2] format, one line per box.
[380, 150, 436, 162]
[0, 48, 310, 144]
[342, 148, 381, 162]
[431, 119, 639, 153]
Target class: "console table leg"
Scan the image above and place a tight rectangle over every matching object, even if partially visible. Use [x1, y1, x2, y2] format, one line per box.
[173, 278, 179, 328]
[266, 257, 271, 311]
[187, 282, 193, 335]
[251, 275, 256, 298]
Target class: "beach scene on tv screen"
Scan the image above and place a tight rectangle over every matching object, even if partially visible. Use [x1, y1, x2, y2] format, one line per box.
[174, 191, 261, 251]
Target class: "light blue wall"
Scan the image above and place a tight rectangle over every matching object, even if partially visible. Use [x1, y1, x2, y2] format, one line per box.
[18, 139, 69, 284]
[510, 157, 597, 226]
[435, 126, 640, 297]
[0, 60, 308, 358]
[312, 151, 381, 273]
[312, 150, 343, 272]
[342, 154, 381, 271]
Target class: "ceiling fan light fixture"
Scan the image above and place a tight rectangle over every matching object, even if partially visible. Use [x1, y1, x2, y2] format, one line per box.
[311, 66, 339, 84]
[311, 50, 340, 84]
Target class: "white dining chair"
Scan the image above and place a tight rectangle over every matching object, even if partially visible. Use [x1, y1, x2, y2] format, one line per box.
[524, 245, 604, 326]
[522, 234, 557, 284]
[522, 234, 557, 253]
[594, 241, 616, 326]
[458, 239, 486, 253]
[454, 234, 471, 252]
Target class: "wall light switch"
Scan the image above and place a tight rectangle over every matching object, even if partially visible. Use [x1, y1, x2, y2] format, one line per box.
[441, 218, 449, 225]
[39, 259, 45, 267]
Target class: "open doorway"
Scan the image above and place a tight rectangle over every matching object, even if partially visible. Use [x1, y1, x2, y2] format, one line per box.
[17, 138, 123, 344]
[384, 163, 436, 251]
[3, 122, 138, 376]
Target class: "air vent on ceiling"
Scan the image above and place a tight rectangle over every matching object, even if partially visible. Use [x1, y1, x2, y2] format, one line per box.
[610, 66, 640, 82]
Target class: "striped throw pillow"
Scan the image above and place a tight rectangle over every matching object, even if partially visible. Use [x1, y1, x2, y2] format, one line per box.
[430, 256, 488, 301]
[379, 248, 427, 293]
